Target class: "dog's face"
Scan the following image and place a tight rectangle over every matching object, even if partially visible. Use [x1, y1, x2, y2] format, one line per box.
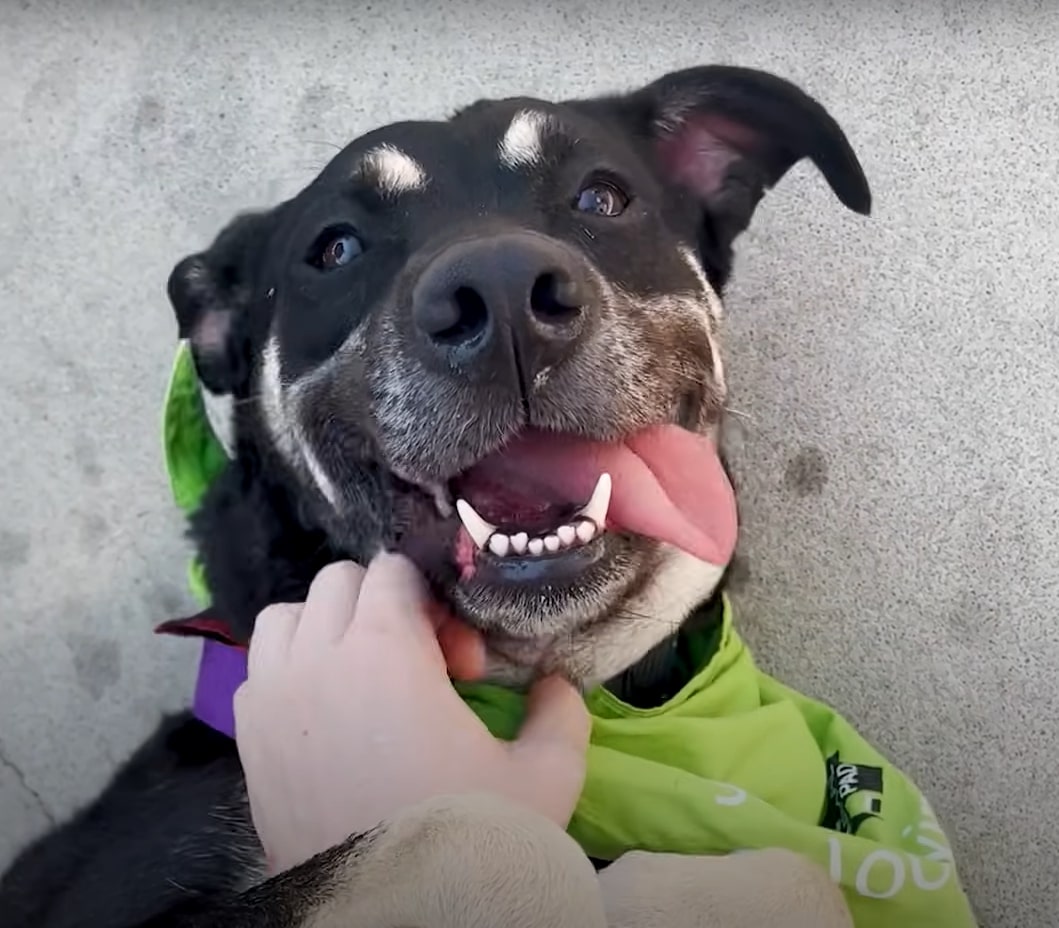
[170, 67, 869, 685]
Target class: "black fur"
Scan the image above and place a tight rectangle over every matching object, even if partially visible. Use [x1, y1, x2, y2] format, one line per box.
[189, 454, 339, 641]
[0, 65, 869, 926]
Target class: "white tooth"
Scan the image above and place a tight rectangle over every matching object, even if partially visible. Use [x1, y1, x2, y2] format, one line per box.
[576, 520, 596, 544]
[557, 524, 577, 546]
[456, 499, 497, 550]
[511, 532, 529, 555]
[578, 473, 612, 528]
[544, 534, 561, 552]
[489, 533, 511, 557]
[528, 537, 545, 556]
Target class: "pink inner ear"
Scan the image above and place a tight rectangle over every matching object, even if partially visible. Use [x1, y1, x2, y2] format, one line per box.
[192, 310, 233, 355]
[655, 113, 761, 201]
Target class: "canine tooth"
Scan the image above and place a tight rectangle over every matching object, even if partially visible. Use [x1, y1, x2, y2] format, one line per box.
[511, 532, 529, 555]
[456, 499, 496, 550]
[544, 534, 561, 552]
[528, 537, 545, 556]
[489, 533, 511, 557]
[557, 524, 577, 546]
[578, 473, 612, 528]
[575, 520, 596, 544]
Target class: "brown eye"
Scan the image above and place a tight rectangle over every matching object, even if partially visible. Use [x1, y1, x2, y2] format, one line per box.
[309, 226, 363, 270]
[574, 181, 629, 217]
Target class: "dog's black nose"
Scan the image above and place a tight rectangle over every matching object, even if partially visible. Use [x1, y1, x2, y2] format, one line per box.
[411, 232, 593, 383]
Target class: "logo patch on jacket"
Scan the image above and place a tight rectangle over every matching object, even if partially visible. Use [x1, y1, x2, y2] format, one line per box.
[822, 752, 884, 835]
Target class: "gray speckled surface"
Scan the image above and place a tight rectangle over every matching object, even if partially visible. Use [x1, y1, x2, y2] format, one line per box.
[2, 1, 1057, 925]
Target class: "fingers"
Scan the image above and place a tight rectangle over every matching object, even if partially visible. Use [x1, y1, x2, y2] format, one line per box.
[436, 616, 486, 681]
[247, 602, 302, 678]
[250, 554, 477, 679]
[292, 561, 365, 657]
[350, 551, 440, 647]
[514, 675, 592, 757]
[509, 675, 591, 826]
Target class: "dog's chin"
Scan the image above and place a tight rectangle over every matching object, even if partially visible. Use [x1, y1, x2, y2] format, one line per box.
[309, 472, 726, 688]
[445, 532, 649, 636]
[461, 542, 727, 689]
[389, 496, 723, 687]
[378, 480, 661, 680]
[446, 532, 657, 671]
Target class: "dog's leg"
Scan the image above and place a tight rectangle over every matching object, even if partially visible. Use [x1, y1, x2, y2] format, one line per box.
[0, 715, 259, 928]
[148, 793, 608, 928]
[597, 849, 853, 928]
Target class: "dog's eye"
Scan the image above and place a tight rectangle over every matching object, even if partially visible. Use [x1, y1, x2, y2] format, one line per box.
[573, 181, 629, 217]
[308, 226, 363, 270]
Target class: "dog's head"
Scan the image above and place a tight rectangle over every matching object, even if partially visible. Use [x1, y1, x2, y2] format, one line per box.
[169, 66, 869, 686]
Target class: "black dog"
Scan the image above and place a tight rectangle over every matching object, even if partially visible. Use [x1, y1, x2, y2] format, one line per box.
[0, 65, 869, 927]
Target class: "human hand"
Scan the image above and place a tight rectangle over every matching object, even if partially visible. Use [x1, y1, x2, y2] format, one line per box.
[233, 553, 591, 875]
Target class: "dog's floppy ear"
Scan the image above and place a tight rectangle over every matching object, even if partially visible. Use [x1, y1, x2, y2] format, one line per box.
[574, 65, 871, 253]
[167, 210, 275, 395]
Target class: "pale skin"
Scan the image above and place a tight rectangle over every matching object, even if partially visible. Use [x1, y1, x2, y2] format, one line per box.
[233, 553, 591, 875]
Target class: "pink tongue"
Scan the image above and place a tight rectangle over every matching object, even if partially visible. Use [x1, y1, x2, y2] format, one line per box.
[470, 426, 738, 566]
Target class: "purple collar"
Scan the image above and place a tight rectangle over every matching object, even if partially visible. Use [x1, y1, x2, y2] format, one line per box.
[191, 640, 247, 738]
[156, 612, 248, 739]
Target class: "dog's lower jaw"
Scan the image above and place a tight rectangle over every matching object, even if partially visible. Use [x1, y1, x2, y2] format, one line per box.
[478, 546, 728, 691]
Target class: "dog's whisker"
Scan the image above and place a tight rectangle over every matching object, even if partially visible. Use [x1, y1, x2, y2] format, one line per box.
[297, 138, 345, 152]
[723, 405, 756, 423]
[609, 608, 690, 629]
[165, 877, 194, 895]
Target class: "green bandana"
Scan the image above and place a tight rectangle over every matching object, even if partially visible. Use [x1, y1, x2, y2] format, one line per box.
[163, 343, 978, 927]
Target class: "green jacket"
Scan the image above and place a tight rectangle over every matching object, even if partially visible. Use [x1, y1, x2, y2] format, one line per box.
[164, 344, 978, 927]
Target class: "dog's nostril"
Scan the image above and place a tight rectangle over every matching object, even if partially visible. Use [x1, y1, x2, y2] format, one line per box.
[530, 272, 584, 324]
[428, 286, 489, 345]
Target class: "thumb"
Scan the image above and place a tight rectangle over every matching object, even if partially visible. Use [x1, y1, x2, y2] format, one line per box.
[516, 675, 591, 753]
[508, 675, 591, 824]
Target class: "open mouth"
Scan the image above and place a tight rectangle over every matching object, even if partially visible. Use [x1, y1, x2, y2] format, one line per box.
[412, 424, 739, 588]
[452, 471, 612, 584]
